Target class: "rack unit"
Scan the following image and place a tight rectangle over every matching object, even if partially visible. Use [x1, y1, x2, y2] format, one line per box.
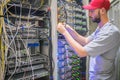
[3, 0, 50, 80]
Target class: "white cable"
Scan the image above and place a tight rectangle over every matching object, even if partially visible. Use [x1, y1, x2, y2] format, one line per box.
[2, 36, 18, 80]
[2, 1, 47, 79]
[26, 5, 35, 80]
[3, 3, 21, 80]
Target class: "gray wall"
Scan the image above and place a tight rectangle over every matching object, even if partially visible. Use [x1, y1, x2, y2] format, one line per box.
[109, 0, 120, 80]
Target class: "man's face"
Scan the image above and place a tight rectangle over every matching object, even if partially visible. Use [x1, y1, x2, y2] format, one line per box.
[89, 9, 101, 23]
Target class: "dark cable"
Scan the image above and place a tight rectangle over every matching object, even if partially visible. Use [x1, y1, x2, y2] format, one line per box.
[47, 7, 53, 80]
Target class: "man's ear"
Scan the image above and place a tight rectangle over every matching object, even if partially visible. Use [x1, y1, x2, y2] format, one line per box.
[100, 8, 106, 14]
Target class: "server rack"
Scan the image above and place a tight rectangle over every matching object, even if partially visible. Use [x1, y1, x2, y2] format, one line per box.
[0, 0, 51, 80]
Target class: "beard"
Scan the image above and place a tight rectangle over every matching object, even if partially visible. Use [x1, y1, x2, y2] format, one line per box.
[92, 17, 101, 23]
[92, 10, 101, 23]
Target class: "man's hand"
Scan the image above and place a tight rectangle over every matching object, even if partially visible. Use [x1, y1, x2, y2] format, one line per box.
[57, 23, 67, 35]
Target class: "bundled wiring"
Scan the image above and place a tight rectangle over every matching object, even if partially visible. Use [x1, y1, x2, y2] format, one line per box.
[1, 0, 50, 80]
[59, 0, 68, 24]
[0, 0, 10, 80]
[31, 0, 44, 15]
[3, 3, 23, 80]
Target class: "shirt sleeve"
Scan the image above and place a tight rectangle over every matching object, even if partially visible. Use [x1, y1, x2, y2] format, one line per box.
[84, 30, 119, 57]
[87, 32, 94, 42]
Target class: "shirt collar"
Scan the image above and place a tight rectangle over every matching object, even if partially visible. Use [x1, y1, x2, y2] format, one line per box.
[98, 22, 111, 31]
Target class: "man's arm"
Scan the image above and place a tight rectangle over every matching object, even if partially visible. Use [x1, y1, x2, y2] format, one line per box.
[65, 24, 89, 46]
[63, 31, 88, 57]
[57, 23, 88, 57]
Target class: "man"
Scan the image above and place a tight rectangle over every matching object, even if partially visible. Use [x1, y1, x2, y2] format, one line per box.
[57, 0, 120, 80]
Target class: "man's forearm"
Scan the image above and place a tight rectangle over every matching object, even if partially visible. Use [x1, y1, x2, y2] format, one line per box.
[63, 31, 88, 57]
[66, 27, 88, 46]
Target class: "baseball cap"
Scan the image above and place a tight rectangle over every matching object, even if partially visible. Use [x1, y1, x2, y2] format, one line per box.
[83, 0, 110, 11]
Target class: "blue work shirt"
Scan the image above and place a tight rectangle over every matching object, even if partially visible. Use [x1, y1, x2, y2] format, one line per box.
[84, 22, 120, 80]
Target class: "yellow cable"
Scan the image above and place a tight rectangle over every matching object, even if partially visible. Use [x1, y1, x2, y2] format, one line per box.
[40, 0, 44, 8]
[0, 5, 5, 80]
[0, 0, 10, 79]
